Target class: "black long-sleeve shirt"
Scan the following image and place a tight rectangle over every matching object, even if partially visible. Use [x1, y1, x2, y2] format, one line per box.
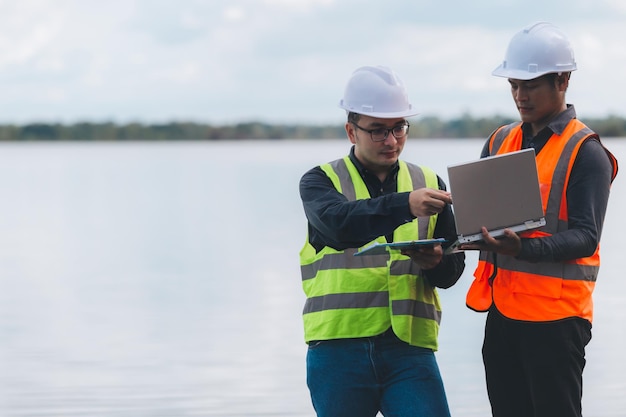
[480, 105, 616, 262]
[299, 146, 465, 289]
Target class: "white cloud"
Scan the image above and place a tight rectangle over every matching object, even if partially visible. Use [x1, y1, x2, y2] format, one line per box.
[263, 0, 335, 11]
[223, 6, 246, 21]
[0, 0, 623, 124]
[604, 0, 626, 13]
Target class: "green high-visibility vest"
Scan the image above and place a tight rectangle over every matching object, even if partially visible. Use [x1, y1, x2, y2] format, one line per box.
[300, 156, 442, 350]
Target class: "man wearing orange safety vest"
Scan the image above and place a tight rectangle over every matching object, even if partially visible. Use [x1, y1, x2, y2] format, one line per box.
[460, 22, 618, 417]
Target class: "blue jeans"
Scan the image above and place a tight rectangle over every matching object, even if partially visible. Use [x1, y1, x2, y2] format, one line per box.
[306, 329, 451, 417]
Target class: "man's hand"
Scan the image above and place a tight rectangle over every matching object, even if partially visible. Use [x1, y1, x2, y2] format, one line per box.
[459, 227, 522, 257]
[409, 188, 452, 218]
[401, 243, 443, 270]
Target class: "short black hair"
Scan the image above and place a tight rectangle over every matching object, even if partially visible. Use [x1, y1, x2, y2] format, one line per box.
[347, 112, 361, 124]
[544, 72, 571, 88]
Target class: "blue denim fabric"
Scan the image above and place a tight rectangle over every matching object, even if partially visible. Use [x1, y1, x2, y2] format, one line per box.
[306, 329, 451, 417]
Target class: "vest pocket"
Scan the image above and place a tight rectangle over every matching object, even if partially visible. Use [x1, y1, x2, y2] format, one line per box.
[510, 273, 563, 300]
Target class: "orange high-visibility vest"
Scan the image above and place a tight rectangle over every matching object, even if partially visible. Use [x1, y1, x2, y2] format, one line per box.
[466, 119, 618, 322]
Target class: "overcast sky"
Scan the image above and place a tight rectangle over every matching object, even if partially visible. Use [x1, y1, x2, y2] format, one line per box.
[1, 0, 624, 125]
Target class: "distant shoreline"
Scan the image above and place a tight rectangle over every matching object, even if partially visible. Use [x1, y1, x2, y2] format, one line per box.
[1, 115, 625, 140]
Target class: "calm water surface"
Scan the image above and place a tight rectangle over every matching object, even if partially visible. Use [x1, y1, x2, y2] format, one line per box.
[0, 139, 624, 416]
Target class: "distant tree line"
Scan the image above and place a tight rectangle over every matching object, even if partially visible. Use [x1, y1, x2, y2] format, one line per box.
[1, 114, 625, 141]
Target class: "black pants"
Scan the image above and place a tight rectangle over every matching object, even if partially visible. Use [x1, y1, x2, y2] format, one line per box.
[482, 308, 592, 417]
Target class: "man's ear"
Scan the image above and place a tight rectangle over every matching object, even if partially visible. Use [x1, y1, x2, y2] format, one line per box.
[557, 72, 570, 91]
[346, 122, 357, 144]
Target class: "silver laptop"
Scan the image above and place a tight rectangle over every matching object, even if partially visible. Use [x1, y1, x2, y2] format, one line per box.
[445, 148, 546, 254]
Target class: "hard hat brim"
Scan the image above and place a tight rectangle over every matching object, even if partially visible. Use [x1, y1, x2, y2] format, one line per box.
[492, 65, 549, 80]
[491, 65, 576, 80]
[338, 102, 419, 118]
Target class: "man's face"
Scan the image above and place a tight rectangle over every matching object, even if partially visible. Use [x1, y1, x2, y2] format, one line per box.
[508, 74, 567, 133]
[346, 115, 408, 177]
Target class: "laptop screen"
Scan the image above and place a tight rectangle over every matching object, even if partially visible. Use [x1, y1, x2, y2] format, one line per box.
[447, 148, 545, 239]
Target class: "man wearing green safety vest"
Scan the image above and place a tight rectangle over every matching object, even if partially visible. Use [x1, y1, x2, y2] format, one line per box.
[299, 65, 465, 417]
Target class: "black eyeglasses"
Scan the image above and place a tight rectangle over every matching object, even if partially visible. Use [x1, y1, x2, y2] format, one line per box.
[351, 122, 410, 142]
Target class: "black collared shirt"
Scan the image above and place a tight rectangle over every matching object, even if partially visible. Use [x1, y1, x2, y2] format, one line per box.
[299, 146, 465, 289]
[479, 105, 615, 262]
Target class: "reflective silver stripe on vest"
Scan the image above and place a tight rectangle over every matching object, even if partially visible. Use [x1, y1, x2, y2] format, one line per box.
[328, 158, 356, 201]
[544, 127, 595, 234]
[406, 162, 431, 242]
[300, 248, 421, 281]
[390, 258, 422, 276]
[389, 257, 439, 323]
[301, 235, 425, 283]
[497, 256, 598, 281]
[301, 248, 388, 281]
[393, 299, 442, 323]
[489, 123, 519, 154]
[303, 291, 389, 314]
[303, 292, 441, 322]
[407, 164, 426, 191]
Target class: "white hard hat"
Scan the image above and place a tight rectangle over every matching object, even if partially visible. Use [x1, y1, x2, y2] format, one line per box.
[492, 22, 577, 80]
[338, 66, 418, 118]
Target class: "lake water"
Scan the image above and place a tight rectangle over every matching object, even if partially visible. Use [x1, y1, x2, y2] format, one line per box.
[0, 138, 624, 417]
